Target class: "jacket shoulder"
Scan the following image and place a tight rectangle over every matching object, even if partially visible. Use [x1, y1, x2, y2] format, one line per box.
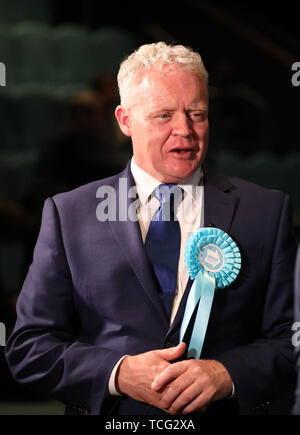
[206, 168, 287, 201]
[230, 175, 285, 198]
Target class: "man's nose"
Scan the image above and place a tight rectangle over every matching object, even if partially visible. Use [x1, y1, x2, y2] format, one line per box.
[172, 113, 192, 137]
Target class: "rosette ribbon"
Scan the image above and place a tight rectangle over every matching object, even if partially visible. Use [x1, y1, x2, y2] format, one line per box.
[180, 227, 241, 359]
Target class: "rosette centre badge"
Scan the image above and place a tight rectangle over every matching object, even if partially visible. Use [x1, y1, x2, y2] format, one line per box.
[180, 227, 241, 359]
[199, 244, 225, 273]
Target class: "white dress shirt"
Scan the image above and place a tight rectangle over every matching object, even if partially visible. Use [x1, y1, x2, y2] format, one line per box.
[108, 157, 204, 395]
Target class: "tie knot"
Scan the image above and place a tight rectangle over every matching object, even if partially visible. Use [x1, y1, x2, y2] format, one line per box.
[154, 184, 181, 205]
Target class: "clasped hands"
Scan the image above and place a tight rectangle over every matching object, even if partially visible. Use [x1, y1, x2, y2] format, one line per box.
[116, 342, 233, 415]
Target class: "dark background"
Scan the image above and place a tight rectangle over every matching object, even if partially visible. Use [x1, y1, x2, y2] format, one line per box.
[0, 0, 299, 413]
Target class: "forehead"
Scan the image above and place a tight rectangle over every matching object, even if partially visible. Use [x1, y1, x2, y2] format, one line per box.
[136, 68, 208, 110]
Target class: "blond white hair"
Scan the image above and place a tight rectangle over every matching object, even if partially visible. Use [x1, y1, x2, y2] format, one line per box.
[117, 42, 209, 109]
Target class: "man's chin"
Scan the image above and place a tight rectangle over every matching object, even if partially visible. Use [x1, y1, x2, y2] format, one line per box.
[160, 168, 199, 183]
[165, 162, 201, 181]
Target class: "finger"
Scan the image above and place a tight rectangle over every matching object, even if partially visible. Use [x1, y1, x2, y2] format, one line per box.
[158, 374, 194, 410]
[151, 360, 187, 391]
[181, 390, 212, 415]
[154, 342, 186, 363]
[167, 381, 203, 414]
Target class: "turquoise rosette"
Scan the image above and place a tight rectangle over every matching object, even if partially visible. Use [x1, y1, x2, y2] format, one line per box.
[180, 227, 241, 359]
[184, 227, 241, 288]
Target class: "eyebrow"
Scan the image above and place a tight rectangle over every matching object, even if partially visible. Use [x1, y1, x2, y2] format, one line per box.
[187, 107, 208, 111]
[149, 105, 208, 113]
[187, 101, 208, 110]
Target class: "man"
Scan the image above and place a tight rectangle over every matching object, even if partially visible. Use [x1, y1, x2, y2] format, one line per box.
[6, 42, 297, 415]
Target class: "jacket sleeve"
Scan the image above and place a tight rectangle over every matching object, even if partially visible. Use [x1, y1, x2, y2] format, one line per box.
[5, 197, 124, 415]
[217, 193, 298, 414]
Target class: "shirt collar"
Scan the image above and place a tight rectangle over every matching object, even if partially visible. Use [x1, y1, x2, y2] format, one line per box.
[130, 157, 202, 206]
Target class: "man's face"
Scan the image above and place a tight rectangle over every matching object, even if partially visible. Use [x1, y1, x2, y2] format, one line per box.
[116, 67, 209, 183]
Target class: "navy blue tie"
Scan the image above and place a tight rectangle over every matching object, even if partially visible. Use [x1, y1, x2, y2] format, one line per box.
[145, 184, 181, 317]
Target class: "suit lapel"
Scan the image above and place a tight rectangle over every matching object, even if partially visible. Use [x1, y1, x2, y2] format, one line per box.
[107, 164, 169, 327]
[166, 168, 239, 337]
[203, 169, 238, 233]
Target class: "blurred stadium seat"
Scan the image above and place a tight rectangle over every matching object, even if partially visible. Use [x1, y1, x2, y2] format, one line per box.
[52, 25, 94, 85]
[1, 22, 139, 88]
[0, 0, 50, 25]
[10, 21, 54, 85]
[0, 85, 71, 202]
[92, 26, 138, 74]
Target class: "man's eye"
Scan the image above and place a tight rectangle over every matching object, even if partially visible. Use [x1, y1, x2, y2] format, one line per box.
[159, 113, 170, 119]
[190, 112, 206, 122]
[190, 112, 205, 121]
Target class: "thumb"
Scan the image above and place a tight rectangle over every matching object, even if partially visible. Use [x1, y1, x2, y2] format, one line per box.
[155, 342, 186, 362]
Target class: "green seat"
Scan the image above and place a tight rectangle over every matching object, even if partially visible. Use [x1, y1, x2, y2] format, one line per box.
[53, 25, 94, 85]
[11, 21, 53, 84]
[91, 26, 138, 75]
[0, 0, 50, 25]
[53, 82, 89, 100]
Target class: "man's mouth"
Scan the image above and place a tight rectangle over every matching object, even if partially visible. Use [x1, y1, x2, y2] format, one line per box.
[169, 147, 196, 158]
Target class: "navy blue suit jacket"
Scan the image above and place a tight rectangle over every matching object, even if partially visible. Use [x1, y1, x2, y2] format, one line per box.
[6, 164, 297, 415]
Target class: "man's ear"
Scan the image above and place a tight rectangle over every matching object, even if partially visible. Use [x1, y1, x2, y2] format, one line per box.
[115, 105, 132, 137]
